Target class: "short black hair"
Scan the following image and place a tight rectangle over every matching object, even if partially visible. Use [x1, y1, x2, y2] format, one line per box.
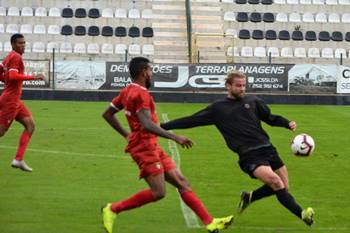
[128, 57, 150, 80]
[11, 33, 24, 43]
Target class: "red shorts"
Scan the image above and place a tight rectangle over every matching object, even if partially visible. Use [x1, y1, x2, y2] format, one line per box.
[0, 101, 31, 128]
[126, 141, 177, 179]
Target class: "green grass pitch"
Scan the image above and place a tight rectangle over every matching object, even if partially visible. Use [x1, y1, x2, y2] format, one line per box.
[0, 100, 349, 233]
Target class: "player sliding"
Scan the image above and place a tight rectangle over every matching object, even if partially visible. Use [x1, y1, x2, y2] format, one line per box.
[101, 57, 233, 233]
[0, 34, 44, 172]
[161, 71, 315, 226]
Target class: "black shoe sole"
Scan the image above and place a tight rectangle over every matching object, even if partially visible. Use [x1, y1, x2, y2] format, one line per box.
[224, 216, 234, 228]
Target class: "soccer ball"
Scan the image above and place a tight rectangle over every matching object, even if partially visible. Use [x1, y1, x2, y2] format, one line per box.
[291, 134, 315, 156]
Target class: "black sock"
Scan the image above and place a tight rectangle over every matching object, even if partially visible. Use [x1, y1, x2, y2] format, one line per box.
[275, 188, 303, 218]
[251, 185, 275, 202]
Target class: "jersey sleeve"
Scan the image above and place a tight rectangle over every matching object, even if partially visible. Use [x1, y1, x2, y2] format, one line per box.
[134, 90, 151, 112]
[110, 92, 124, 110]
[7, 54, 34, 80]
[7, 54, 22, 72]
[161, 104, 215, 130]
[9, 71, 35, 80]
[255, 97, 290, 128]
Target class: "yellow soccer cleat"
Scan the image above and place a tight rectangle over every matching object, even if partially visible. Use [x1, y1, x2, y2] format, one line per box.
[237, 191, 252, 214]
[302, 207, 315, 226]
[206, 215, 234, 233]
[102, 203, 117, 233]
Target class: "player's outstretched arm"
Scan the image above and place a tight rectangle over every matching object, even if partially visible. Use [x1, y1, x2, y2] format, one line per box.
[256, 98, 291, 128]
[9, 71, 45, 81]
[137, 109, 193, 148]
[102, 107, 129, 139]
[161, 106, 214, 130]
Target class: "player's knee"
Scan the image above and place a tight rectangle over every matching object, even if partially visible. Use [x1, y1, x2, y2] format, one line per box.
[177, 184, 192, 193]
[0, 128, 7, 137]
[268, 176, 285, 190]
[177, 177, 192, 192]
[284, 182, 289, 190]
[152, 190, 166, 200]
[26, 124, 35, 134]
[154, 192, 165, 200]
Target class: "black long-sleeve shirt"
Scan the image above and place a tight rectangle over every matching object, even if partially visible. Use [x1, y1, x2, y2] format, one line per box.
[161, 96, 291, 156]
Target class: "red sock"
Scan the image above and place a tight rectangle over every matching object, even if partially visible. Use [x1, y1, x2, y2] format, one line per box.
[15, 131, 32, 161]
[111, 189, 156, 214]
[180, 191, 213, 225]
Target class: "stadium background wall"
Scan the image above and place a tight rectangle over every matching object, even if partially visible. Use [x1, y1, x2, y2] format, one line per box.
[2, 61, 350, 104]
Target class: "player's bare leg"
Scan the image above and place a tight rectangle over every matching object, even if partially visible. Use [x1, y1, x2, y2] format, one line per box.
[238, 166, 289, 214]
[165, 168, 234, 232]
[253, 165, 313, 225]
[253, 166, 285, 190]
[0, 124, 8, 137]
[11, 116, 35, 172]
[275, 166, 289, 190]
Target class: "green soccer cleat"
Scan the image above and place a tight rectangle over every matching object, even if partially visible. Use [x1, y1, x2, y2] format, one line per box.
[302, 207, 315, 226]
[102, 203, 117, 233]
[206, 215, 234, 233]
[237, 191, 252, 214]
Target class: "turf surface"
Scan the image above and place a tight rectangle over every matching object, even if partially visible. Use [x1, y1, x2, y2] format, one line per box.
[0, 100, 349, 233]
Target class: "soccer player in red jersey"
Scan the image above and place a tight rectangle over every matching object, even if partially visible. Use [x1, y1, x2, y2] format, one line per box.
[0, 34, 44, 172]
[101, 57, 233, 233]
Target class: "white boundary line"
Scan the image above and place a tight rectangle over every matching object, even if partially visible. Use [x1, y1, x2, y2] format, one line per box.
[0, 145, 125, 159]
[162, 113, 201, 229]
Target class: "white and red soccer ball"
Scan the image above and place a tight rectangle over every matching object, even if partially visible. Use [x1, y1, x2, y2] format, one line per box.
[291, 134, 315, 156]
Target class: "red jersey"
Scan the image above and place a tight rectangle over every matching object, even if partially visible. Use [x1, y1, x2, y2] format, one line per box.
[0, 63, 4, 82]
[0, 51, 31, 103]
[111, 83, 158, 146]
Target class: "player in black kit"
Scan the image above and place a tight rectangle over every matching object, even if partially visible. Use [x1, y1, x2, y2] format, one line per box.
[161, 71, 315, 226]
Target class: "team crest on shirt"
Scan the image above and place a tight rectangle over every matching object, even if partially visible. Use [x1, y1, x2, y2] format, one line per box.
[155, 162, 161, 170]
[244, 104, 250, 109]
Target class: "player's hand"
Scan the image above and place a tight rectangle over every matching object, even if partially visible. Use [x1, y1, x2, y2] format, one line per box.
[174, 135, 193, 149]
[34, 73, 45, 80]
[289, 121, 297, 131]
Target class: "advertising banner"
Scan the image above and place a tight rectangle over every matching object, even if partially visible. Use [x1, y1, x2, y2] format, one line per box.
[100, 62, 131, 89]
[103, 63, 292, 93]
[337, 66, 350, 93]
[0, 60, 50, 88]
[288, 64, 337, 94]
[55, 61, 105, 89]
[52, 61, 342, 95]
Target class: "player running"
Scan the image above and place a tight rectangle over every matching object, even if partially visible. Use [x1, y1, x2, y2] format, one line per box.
[0, 34, 44, 172]
[161, 70, 315, 226]
[101, 57, 233, 233]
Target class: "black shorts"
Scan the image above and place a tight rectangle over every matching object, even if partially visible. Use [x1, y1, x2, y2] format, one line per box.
[238, 146, 284, 179]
